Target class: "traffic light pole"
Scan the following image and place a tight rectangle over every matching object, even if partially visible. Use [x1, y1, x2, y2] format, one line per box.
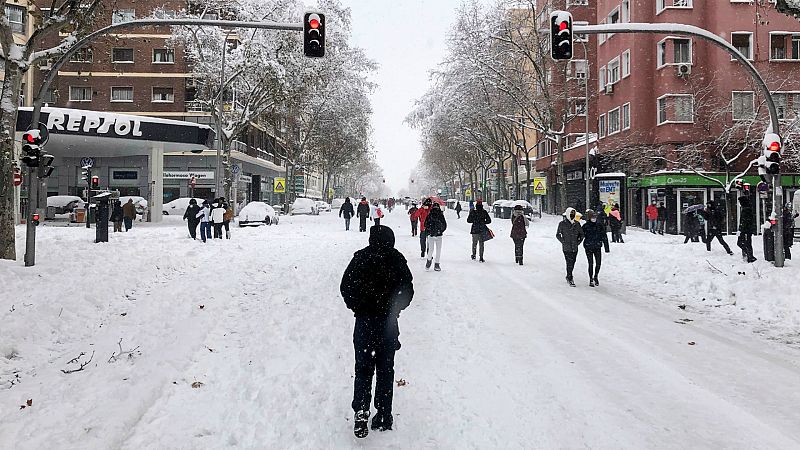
[573, 22, 785, 267]
[23, 166, 38, 266]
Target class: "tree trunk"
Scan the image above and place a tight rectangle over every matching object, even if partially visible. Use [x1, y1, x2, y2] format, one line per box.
[0, 63, 24, 261]
[557, 135, 567, 213]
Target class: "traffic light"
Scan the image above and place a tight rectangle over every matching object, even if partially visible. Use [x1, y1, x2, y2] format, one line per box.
[91, 175, 100, 189]
[81, 166, 92, 184]
[762, 133, 782, 176]
[20, 130, 43, 167]
[303, 12, 325, 58]
[550, 11, 573, 61]
[32, 213, 40, 226]
[39, 154, 55, 178]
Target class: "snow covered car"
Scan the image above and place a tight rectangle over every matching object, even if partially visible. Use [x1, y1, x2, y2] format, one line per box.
[291, 198, 318, 215]
[162, 197, 205, 215]
[119, 196, 148, 215]
[315, 201, 331, 212]
[47, 195, 85, 214]
[511, 200, 542, 219]
[330, 198, 346, 210]
[238, 202, 279, 226]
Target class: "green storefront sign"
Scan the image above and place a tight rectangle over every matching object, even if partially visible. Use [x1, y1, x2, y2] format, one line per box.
[636, 173, 798, 188]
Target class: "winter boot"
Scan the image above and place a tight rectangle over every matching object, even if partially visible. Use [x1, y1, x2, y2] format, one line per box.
[471, 254, 476, 260]
[354, 410, 370, 439]
[518, 257, 523, 266]
[589, 279, 595, 287]
[594, 277, 600, 286]
[371, 412, 393, 431]
[421, 251, 425, 258]
[567, 277, 576, 287]
[226, 230, 231, 239]
[425, 259, 432, 270]
[434, 263, 441, 272]
[479, 257, 485, 263]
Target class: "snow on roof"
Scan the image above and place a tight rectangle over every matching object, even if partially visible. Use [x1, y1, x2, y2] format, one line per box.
[595, 172, 626, 178]
[18, 107, 213, 130]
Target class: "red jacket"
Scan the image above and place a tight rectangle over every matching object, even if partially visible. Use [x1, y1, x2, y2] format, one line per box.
[411, 207, 430, 231]
[645, 204, 659, 220]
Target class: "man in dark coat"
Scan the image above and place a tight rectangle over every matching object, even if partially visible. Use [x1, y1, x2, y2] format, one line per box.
[736, 196, 757, 262]
[339, 197, 355, 231]
[700, 201, 733, 254]
[510, 205, 529, 265]
[454, 201, 462, 219]
[340, 225, 414, 438]
[407, 203, 419, 236]
[783, 206, 799, 260]
[183, 199, 201, 239]
[466, 200, 492, 262]
[356, 197, 370, 232]
[657, 202, 667, 235]
[556, 207, 585, 287]
[582, 209, 609, 287]
[122, 199, 136, 231]
[110, 200, 124, 232]
[423, 203, 447, 271]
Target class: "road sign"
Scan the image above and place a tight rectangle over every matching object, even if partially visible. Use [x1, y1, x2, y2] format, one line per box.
[80, 157, 94, 168]
[465, 188, 472, 197]
[533, 177, 547, 195]
[274, 177, 286, 193]
[232, 164, 241, 175]
[13, 171, 22, 187]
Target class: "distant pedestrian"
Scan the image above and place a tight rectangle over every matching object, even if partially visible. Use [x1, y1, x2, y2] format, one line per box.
[510, 204, 529, 265]
[340, 225, 414, 438]
[407, 202, 419, 236]
[211, 200, 225, 239]
[582, 209, 609, 287]
[608, 206, 624, 243]
[657, 202, 667, 235]
[110, 200, 124, 233]
[372, 202, 384, 226]
[783, 205, 798, 260]
[469, 200, 474, 211]
[700, 201, 733, 255]
[736, 196, 757, 263]
[183, 198, 201, 239]
[467, 199, 492, 262]
[122, 199, 136, 231]
[596, 204, 608, 229]
[196, 201, 212, 243]
[556, 207, 584, 287]
[683, 210, 704, 244]
[411, 198, 432, 257]
[646, 201, 658, 234]
[223, 200, 234, 239]
[339, 197, 355, 231]
[424, 202, 447, 271]
[357, 197, 370, 232]
[455, 201, 462, 219]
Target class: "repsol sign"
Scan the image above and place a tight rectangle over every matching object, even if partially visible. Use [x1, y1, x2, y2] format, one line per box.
[46, 110, 143, 137]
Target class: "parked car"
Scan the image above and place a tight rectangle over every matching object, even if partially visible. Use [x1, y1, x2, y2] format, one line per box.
[162, 197, 205, 215]
[238, 202, 279, 226]
[315, 201, 331, 212]
[273, 204, 287, 215]
[511, 200, 541, 219]
[119, 196, 148, 216]
[291, 197, 318, 215]
[47, 195, 85, 214]
[330, 198, 346, 210]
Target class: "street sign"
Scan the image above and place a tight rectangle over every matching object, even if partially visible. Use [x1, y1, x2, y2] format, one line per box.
[533, 177, 547, 195]
[274, 177, 286, 193]
[80, 157, 94, 168]
[13, 171, 22, 187]
[232, 164, 241, 175]
[465, 188, 472, 197]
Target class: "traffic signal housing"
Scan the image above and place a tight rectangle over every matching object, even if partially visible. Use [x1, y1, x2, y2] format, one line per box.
[32, 213, 40, 226]
[91, 175, 100, 189]
[762, 133, 782, 176]
[550, 11, 573, 61]
[20, 130, 43, 168]
[303, 12, 325, 58]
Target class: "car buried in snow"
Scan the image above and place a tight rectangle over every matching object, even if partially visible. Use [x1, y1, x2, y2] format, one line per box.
[238, 202, 279, 226]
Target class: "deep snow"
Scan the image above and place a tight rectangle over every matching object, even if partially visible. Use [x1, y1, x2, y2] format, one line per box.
[1, 209, 799, 448]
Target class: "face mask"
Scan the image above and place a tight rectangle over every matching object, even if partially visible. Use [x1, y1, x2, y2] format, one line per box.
[591, 218, 597, 223]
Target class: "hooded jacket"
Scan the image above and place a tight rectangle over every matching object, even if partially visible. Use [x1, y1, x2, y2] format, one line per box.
[556, 207, 585, 252]
[110, 201, 124, 222]
[357, 200, 370, 219]
[424, 207, 447, 237]
[646, 204, 659, 220]
[582, 219, 609, 252]
[339, 199, 355, 219]
[411, 203, 431, 231]
[122, 201, 136, 219]
[738, 197, 756, 235]
[408, 205, 419, 221]
[467, 203, 492, 234]
[211, 203, 225, 223]
[510, 209, 529, 239]
[184, 202, 201, 223]
[340, 225, 414, 317]
[196, 204, 211, 222]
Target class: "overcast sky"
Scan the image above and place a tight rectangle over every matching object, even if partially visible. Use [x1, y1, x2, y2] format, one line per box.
[343, 0, 465, 194]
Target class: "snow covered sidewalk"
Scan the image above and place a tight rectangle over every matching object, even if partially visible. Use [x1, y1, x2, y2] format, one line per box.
[1, 211, 799, 448]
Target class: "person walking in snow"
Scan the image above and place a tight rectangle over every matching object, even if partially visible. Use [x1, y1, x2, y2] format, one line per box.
[646, 201, 659, 234]
[357, 197, 370, 232]
[657, 202, 667, 235]
[340, 225, 414, 438]
[608, 205, 624, 243]
[467, 199, 492, 262]
[469, 199, 474, 211]
[736, 196, 757, 263]
[222, 199, 234, 239]
[411, 198, 432, 257]
[683, 210, 703, 243]
[700, 201, 733, 255]
[455, 201, 462, 219]
[582, 209, 609, 287]
[510, 204, 529, 265]
[783, 205, 798, 260]
[339, 197, 355, 231]
[210, 199, 225, 239]
[371, 201, 384, 226]
[183, 198, 201, 239]
[407, 202, 419, 236]
[122, 198, 136, 232]
[110, 200, 124, 233]
[556, 207, 584, 287]
[424, 202, 447, 271]
[196, 200, 212, 243]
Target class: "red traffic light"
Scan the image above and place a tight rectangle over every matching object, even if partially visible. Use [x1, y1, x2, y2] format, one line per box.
[91, 175, 100, 188]
[32, 213, 40, 221]
[559, 21, 568, 31]
[309, 18, 320, 29]
[24, 133, 36, 143]
[768, 141, 781, 152]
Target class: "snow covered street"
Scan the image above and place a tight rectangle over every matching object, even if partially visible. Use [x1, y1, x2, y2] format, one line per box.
[2, 209, 800, 448]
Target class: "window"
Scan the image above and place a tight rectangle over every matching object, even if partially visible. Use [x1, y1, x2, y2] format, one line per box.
[574, 21, 588, 42]
[112, 48, 134, 63]
[152, 87, 174, 103]
[5, 5, 26, 33]
[573, 98, 587, 116]
[770, 33, 800, 60]
[773, 93, 800, 120]
[608, 108, 621, 135]
[657, 95, 694, 124]
[621, 0, 630, 22]
[674, 39, 691, 63]
[599, 18, 606, 45]
[599, 65, 606, 90]
[609, 8, 620, 25]
[111, 87, 134, 102]
[42, 89, 57, 104]
[69, 86, 92, 102]
[774, 93, 788, 120]
[112, 9, 135, 24]
[621, 50, 631, 78]
[732, 91, 754, 121]
[622, 103, 631, 130]
[658, 41, 666, 66]
[567, 0, 588, 5]
[607, 57, 620, 84]
[658, 0, 692, 13]
[69, 47, 93, 63]
[571, 60, 588, 79]
[153, 49, 175, 63]
[731, 32, 753, 60]
[599, 114, 606, 138]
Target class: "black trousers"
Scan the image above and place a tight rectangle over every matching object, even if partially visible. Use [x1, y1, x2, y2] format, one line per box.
[359, 216, 367, 232]
[611, 229, 624, 243]
[513, 237, 525, 261]
[785, 241, 793, 260]
[419, 230, 428, 255]
[187, 219, 199, 239]
[705, 229, 731, 253]
[563, 251, 578, 280]
[737, 233, 754, 259]
[374, 218, 381, 226]
[352, 316, 398, 415]
[213, 223, 224, 239]
[585, 248, 602, 278]
[411, 220, 418, 236]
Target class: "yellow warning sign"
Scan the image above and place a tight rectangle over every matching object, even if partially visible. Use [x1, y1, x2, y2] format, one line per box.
[274, 177, 286, 193]
[533, 177, 547, 195]
[464, 188, 472, 197]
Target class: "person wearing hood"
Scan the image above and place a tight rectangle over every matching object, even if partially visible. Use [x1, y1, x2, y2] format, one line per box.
[371, 201, 384, 226]
[783, 205, 798, 260]
[357, 197, 370, 232]
[122, 199, 136, 231]
[736, 196, 757, 263]
[556, 207, 585, 287]
[222, 199, 234, 239]
[608, 205, 624, 243]
[339, 197, 355, 231]
[183, 199, 201, 239]
[657, 202, 667, 235]
[411, 198, 432, 257]
[196, 200, 212, 243]
[467, 199, 492, 262]
[340, 225, 414, 438]
[582, 209, 609, 287]
[646, 201, 659, 234]
[510, 205, 530, 265]
[407, 202, 419, 236]
[110, 200, 124, 233]
[699, 201, 733, 255]
[424, 202, 447, 271]
[455, 201, 462, 219]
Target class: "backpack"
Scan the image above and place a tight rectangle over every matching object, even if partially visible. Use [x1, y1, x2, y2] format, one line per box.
[377, 207, 383, 218]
